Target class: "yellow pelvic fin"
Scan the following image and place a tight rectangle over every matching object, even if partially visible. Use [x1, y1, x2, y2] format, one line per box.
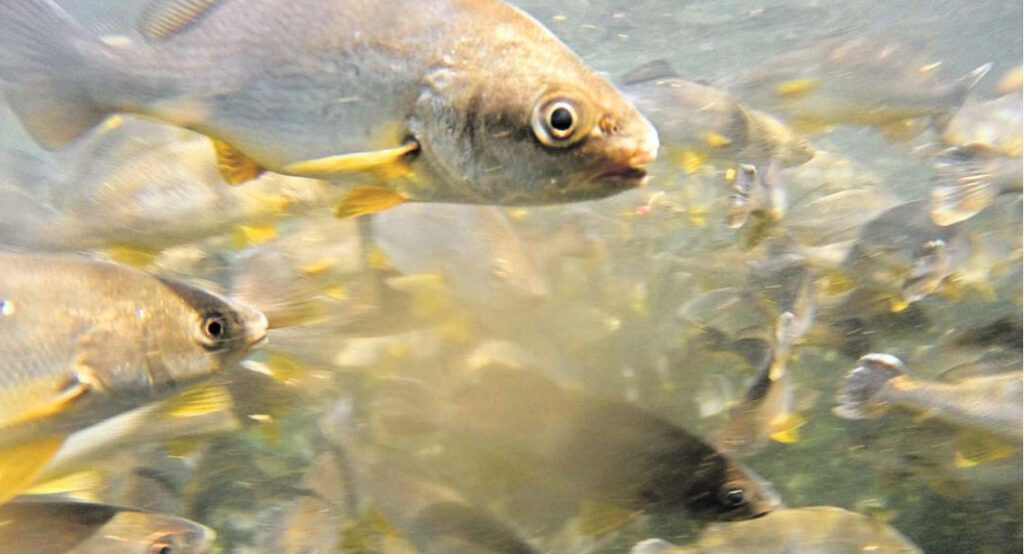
[232, 223, 277, 249]
[705, 132, 733, 148]
[0, 437, 65, 504]
[953, 432, 1016, 468]
[284, 142, 418, 177]
[774, 78, 821, 97]
[335, 186, 408, 219]
[213, 139, 266, 185]
[26, 469, 102, 496]
[162, 382, 233, 419]
[769, 412, 805, 444]
[997, 66, 1023, 94]
[576, 501, 640, 536]
[137, 0, 228, 40]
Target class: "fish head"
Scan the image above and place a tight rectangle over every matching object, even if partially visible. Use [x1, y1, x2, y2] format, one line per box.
[86, 510, 215, 554]
[684, 455, 780, 521]
[142, 277, 268, 386]
[415, 34, 658, 205]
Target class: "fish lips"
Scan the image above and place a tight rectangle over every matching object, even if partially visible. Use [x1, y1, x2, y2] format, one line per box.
[594, 162, 649, 189]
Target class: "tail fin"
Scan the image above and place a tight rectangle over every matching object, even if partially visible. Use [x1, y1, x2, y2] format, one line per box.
[930, 145, 1004, 226]
[951, 63, 993, 106]
[833, 353, 908, 420]
[0, 0, 109, 148]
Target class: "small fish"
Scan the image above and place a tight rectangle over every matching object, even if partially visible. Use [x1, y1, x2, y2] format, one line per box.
[941, 92, 1023, 157]
[930, 144, 1023, 227]
[0, 117, 331, 256]
[834, 353, 1023, 440]
[0, 251, 266, 503]
[435, 367, 779, 521]
[0, 497, 214, 554]
[735, 35, 991, 140]
[631, 506, 921, 553]
[0, 0, 657, 214]
[717, 312, 805, 457]
[726, 161, 786, 232]
[621, 61, 812, 173]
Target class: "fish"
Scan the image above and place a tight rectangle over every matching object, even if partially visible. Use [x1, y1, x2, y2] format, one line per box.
[0, 497, 214, 554]
[834, 353, 1023, 441]
[0, 0, 658, 215]
[620, 61, 812, 174]
[432, 367, 779, 521]
[630, 506, 921, 553]
[716, 312, 805, 456]
[0, 117, 332, 256]
[734, 35, 991, 140]
[930, 144, 1023, 227]
[941, 92, 1023, 157]
[725, 161, 786, 238]
[0, 251, 266, 503]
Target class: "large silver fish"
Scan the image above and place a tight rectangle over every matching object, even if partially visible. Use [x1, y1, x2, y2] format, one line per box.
[0, 0, 659, 215]
[0, 497, 214, 554]
[0, 251, 266, 503]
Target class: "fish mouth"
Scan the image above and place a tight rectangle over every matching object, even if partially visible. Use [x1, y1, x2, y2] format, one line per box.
[596, 163, 648, 187]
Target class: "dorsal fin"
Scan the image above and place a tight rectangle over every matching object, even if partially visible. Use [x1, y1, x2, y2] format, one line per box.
[619, 59, 678, 85]
[137, 0, 226, 40]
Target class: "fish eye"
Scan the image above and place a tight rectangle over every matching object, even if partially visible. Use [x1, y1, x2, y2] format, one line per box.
[531, 97, 586, 147]
[719, 488, 746, 508]
[147, 541, 174, 554]
[201, 311, 229, 342]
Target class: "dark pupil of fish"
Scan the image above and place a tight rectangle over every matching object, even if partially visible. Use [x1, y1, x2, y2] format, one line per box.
[206, 319, 224, 338]
[550, 107, 574, 131]
[723, 489, 745, 507]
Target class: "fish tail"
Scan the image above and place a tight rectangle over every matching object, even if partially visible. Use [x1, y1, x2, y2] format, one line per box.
[951, 63, 993, 107]
[0, 0, 110, 149]
[833, 353, 908, 419]
[930, 145, 1002, 226]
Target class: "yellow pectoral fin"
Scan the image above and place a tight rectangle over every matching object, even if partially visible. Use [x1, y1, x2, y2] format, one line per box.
[284, 142, 418, 177]
[0, 437, 65, 504]
[576, 501, 640, 536]
[162, 382, 233, 419]
[9, 379, 92, 427]
[769, 413, 806, 444]
[335, 186, 408, 219]
[213, 139, 267, 185]
[137, 0, 228, 40]
[674, 149, 705, 174]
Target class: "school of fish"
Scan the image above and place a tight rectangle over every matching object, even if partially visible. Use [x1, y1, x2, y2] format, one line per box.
[0, 0, 1019, 553]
